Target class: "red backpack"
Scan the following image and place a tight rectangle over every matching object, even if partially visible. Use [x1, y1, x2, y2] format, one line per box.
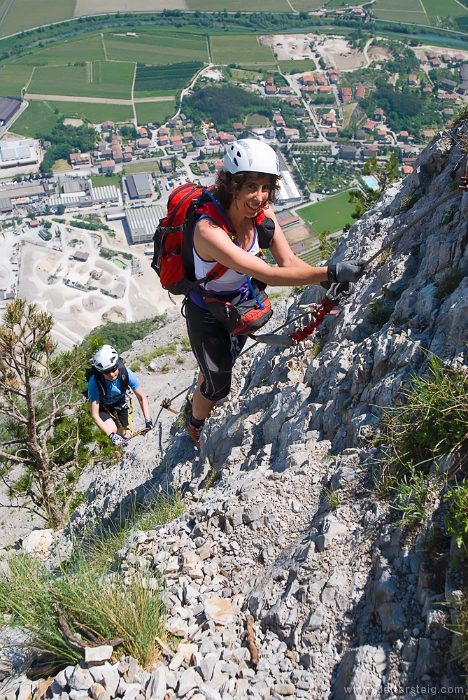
[151, 182, 276, 334]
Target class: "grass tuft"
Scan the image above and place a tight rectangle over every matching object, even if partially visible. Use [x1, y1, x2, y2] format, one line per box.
[0, 491, 184, 672]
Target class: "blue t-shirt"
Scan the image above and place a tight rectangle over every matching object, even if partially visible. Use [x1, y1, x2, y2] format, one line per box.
[88, 367, 140, 404]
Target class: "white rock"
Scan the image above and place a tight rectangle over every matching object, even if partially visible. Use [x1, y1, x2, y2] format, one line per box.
[21, 529, 55, 561]
[85, 645, 113, 664]
[199, 683, 222, 700]
[177, 667, 202, 696]
[146, 666, 166, 700]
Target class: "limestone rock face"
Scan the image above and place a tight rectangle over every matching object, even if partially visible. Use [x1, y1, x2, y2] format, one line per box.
[3, 133, 468, 699]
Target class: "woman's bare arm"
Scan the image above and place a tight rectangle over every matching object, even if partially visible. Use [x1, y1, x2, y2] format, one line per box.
[194, 218, 328, 287]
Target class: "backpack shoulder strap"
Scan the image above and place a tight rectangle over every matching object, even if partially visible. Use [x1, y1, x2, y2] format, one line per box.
[88, 367, 107, 401]
[117, 358, 129, 394]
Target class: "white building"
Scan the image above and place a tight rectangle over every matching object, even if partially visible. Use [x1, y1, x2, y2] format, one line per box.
[278, 169, 301, 205]
[0, 139, 39, 169]
[126, 204, 165, 244]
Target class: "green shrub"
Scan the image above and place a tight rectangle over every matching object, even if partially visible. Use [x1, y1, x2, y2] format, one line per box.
[139, 343, 177, 364]
[380, 356, 468, 479]
[367, 299, 393, 327]
[435, 266, 465, 301]
[391, 465, 431, 526]
[445, 479, 468, 553]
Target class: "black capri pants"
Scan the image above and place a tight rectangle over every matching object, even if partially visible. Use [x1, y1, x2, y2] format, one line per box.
[185, 296, 248, 402]
[98, 397, 129, 429]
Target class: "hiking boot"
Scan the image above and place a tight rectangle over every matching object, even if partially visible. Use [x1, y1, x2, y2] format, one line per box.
[183, 396, 204, 448]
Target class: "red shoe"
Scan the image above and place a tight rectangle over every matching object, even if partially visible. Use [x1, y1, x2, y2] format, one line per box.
[183, 397, 204, 448]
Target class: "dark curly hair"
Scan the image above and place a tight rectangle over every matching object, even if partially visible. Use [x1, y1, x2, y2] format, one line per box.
[212, 170, 281, 211]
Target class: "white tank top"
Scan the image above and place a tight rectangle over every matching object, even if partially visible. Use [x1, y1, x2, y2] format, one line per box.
[193, 216, 260, 294]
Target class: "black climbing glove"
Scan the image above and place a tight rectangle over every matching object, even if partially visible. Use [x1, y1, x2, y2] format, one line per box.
[145, 419, 153, 431]
[327, 259, 366, 284]
[109, 432, 126, 447]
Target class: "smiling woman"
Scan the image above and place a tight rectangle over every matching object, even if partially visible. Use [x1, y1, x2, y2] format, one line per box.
[180, 139, 366, 447]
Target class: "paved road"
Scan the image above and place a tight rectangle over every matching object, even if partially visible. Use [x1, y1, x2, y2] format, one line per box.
[25, 93, 174, 105]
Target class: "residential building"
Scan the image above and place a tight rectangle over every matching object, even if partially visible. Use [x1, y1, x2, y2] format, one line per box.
[233, 122, 243, 131]
[441, 78, 458, 90]
[355, 129, 366, 141]
[327, 128, 338, 137]
[362, 145, 379, 157]
[101, 121, 114, 131]
[376, 130, 387, 141]
[137, 137, 152, 150]
[402, 165, 414, 175]
[194, 135, 205, 148]
[69, 152, 91, 168]
[213, 160, 224, 171]
[100, 160, 115, 174]
[397, 131, 409, 142]
[273, 113, 286, 127]
[182, 131, 193, 143]
[160, 159, 173, 173]
[279, 86, 292, 94]
[340, 145, 358, 160]
[355, 85, 365, 99]
[362, 119, 377, 132]
[265, 85, 277, 95]
[430, 58, 442, 68]
[408, 74, 418, 86]
[199, 163, 209, 175]
[374, 108, 385, 121]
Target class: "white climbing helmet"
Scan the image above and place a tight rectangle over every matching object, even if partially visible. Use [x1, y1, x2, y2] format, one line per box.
[224, 139, 280, 176]
[92, 345, 118, 372]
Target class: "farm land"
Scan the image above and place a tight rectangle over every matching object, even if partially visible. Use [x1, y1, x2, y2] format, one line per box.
[134, 100, 176, 127]
[26, 61, 135, 100]
[297, 192, 356, 237]
[210, 35, 276, 65]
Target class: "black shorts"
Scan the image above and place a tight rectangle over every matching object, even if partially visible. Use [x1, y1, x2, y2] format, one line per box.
[185, 296, 247, 402]
[99, 399, 129, 429]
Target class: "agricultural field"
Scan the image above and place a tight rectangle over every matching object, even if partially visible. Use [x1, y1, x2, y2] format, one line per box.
[422, 0, 467, 19]
[134, 62, 203, 96]
[45, 100, 134, 124]
[124, 162, 161, 175]
[74, 0, 186, 15]
[210, 35, 276, 65]
[277, 59, 317, 74]
[15, 35, 106, 66]
[103, 33, 208, 66]
[372, 0, 430, 24]
[288, 0, 324, 9]
[0, 64, 33, 96]
[186, 0, 289, 9]
[297, 191, 355, 235]
[11, 100, 60, 137]
[26, 62, 134, 100]
[0, 0, 75, 38]
[135, 100, 176, 126]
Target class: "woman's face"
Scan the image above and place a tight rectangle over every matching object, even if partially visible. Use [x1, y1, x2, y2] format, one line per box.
[234, 174, 271, 218]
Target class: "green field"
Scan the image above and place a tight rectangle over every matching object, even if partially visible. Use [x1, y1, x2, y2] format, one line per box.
[373, 0, 429, 23]
[11, 100, 60, 137]
[0, 0, 75, 38]
[135, 100, 176, 126]
[124, 161, 160, 175]
[45, 100, 134, 124]
[211, 35, 276, 65]
[27, 62, 134, 99]
[15, 35, 106, 66]
[289, 0, 324, 8]
[104, 33, 208, 65]
[91, 175, 121, 187]
[278, 59, 316, 74]
[186, 0, 289, 8]
[422, 0, 467, 18]
[297, 191, 355, 235]
[245, 113, 269, 127]
[134, 62, 202, 94]
[0, 64, 33, 96]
